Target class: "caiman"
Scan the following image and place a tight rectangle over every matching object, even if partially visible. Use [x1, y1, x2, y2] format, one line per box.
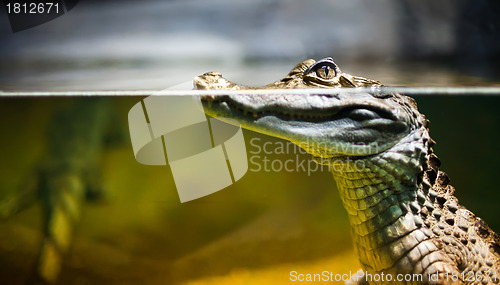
[195, 58, 500, 285]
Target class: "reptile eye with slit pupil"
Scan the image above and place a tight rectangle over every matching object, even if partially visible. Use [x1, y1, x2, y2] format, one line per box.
[303, 58, 340, 81]
[316, 65, 335, 80]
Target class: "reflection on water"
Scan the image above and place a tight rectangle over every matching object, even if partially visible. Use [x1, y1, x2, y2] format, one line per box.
[0, 88, 499, 284]
[1, 60, 499, 92]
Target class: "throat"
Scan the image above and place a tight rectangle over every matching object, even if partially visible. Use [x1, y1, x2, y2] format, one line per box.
[327, 129, 431, 271]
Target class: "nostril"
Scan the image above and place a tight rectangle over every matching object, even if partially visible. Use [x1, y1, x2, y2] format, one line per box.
[194, 72, 224, 90]
[193, 77, 208, 90]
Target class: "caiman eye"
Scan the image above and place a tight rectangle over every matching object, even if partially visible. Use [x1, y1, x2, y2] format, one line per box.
[304, 58, 339, 81]
[315, 65, 336, 80]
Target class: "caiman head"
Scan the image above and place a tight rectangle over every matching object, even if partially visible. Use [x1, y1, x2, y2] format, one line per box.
[196, 58, 500, 280]
[195, 57, 427, 160]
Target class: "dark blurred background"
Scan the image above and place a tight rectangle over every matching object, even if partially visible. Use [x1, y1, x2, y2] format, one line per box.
[1, 0, 500, 90]
[0, 1, 499, 284]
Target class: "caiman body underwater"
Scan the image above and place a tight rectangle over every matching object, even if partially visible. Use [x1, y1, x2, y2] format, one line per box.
[195, 58, 500, 285]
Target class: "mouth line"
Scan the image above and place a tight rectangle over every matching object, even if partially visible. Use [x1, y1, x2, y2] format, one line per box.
[204, 96, 398, 123]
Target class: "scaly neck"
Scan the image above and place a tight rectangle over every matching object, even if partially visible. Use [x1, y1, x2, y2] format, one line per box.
[328, 128, 431, 272]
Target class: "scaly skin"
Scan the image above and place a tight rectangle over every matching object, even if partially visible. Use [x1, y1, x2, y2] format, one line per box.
[195, 58, 500, 285]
